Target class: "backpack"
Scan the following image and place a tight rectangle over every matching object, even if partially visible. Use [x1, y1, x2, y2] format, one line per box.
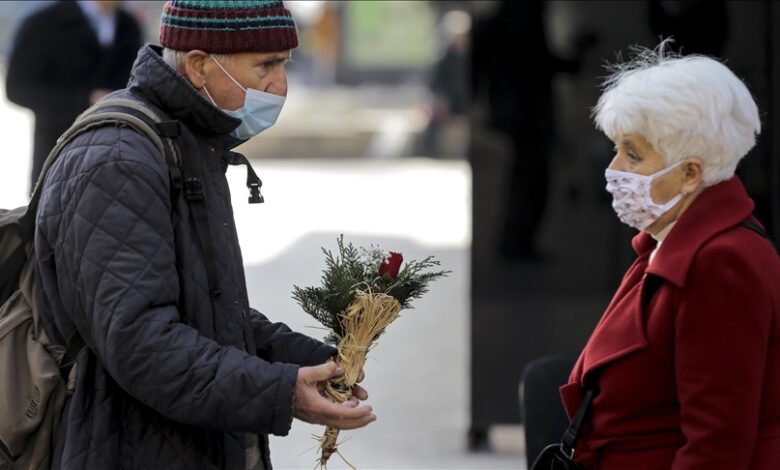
[0, 90, 267, 469]
[0, 97, 204, 470]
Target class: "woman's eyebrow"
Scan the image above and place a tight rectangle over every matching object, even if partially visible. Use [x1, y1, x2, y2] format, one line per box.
[621, 140, 638, 152]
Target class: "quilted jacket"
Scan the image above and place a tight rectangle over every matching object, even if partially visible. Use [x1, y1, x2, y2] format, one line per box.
[34, 44, 335, 470]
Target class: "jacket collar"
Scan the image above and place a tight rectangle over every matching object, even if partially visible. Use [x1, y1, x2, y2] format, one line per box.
[126, 44, 243, 149]
[638, 176, 754, 287]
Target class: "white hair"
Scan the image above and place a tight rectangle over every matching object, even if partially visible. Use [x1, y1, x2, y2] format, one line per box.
[161, 48, 233, 73]
[592, 40, 761, 186]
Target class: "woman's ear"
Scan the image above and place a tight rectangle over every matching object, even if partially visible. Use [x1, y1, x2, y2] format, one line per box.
[681, 157, 703, 194]
[182, 50, 210, 89]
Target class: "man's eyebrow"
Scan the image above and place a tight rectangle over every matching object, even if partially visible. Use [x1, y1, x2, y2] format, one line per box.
[269, 52, 291, 61]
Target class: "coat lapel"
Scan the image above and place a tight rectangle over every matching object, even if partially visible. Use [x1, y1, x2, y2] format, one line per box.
[581, 267, 648, 377]
[570, 177, 755, 384]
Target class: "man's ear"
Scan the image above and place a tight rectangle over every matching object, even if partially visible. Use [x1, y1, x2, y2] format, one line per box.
[681, 157, 703, 194]
[182, 50, 210, 89]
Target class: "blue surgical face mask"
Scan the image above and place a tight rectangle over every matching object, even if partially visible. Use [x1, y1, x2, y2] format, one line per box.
[204, 56, 286, 140]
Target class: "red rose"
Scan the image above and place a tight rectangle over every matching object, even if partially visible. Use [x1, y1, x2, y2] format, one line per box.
[378, 252, 403, 280]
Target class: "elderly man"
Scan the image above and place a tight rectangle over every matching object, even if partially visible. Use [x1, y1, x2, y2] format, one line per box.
[34, 1, 375, 469]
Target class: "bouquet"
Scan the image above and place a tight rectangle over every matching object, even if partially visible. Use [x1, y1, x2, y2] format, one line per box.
[292, 236, 448, 467]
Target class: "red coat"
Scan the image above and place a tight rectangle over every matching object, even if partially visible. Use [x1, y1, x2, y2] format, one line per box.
[562, 177, 780, 469]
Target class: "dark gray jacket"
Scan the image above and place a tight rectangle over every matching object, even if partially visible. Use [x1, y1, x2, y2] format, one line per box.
[34, 44, 334, 470]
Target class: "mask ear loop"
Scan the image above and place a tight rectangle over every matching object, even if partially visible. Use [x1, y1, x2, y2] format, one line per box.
[210, 55, 247, 92]
[202, 85, 217, 105]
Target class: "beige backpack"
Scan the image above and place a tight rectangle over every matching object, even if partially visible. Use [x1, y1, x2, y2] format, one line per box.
[0, 98, 180, 470]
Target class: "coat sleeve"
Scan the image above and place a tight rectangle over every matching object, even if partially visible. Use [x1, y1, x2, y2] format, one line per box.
[5, 12, 91, 114]
[49, 127, 298, 437]
[250, 309, 337, 366]
[672, 242, 772, 469]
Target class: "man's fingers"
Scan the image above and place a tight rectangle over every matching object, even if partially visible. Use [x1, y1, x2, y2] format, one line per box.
[352, 384, 368, 401]
[357, 370, 365, 383]
[320, 398, 373, 421]
[325, 402, 377, 430]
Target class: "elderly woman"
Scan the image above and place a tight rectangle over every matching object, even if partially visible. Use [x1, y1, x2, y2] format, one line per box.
[560, 44, 780, 469]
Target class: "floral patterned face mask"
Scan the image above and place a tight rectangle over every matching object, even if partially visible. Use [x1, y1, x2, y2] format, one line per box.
[604, 160, 685, 231]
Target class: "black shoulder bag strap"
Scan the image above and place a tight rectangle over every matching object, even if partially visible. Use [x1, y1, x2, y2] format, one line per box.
[559, 372, 600, 459]
[741, 217, 777, 254]
[555, 267, 664, 461]
[530, 372, 600, 469]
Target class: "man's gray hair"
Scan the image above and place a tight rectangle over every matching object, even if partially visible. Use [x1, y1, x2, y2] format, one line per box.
[592, 39, 761, 186]
[161, 48, 233, 73]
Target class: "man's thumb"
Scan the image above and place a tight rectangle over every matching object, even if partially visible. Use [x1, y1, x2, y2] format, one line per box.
[310, 361, 344, 382]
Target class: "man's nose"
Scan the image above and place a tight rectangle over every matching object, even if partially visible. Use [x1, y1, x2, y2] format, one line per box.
[264, 70, 288, 97]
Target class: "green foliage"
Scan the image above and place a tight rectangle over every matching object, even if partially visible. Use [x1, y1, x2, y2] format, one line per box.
[292, 235, 449, 344]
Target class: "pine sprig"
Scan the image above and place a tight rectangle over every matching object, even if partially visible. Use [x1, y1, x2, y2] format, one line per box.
[292, 236, 449, 344]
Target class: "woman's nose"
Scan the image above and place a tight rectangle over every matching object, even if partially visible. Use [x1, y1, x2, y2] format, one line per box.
[607, 155, 621, 171]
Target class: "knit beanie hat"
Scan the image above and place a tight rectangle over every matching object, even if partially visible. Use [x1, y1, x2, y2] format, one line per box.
[160, 0, 298, 54]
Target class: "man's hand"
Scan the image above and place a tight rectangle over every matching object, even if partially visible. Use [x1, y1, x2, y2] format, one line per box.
[294, 362, 376, 430]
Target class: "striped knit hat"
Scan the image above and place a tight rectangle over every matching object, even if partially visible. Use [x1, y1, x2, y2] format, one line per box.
[160, 0, 298, 54]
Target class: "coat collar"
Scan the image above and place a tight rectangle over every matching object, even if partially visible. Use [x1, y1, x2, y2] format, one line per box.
[639, 176, 755, 287]
[126, 44, 244, 150]
[570, 176, 754, 383]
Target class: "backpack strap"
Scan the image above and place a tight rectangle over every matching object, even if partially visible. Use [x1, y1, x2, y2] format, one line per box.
[33, 98, 185, 374]
[88, 98, 222, 299]
[34, 97, 225, 372]
[173, 124, 223, 298]
[82, 98, 222, 298]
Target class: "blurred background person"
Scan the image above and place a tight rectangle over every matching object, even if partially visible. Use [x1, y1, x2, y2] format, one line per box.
[471, 0, 589, 262]
[648, 0, 728, 56]
[420, 9, 470, 159]
[5, 0, 142, 192]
